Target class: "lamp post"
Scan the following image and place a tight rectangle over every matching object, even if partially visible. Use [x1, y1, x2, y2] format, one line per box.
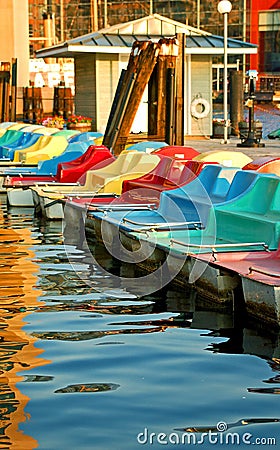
[218, 0, 232, 144]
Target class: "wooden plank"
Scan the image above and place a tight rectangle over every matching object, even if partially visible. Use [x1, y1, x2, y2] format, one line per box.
[103, 38, 179, 154]
[165, 67, 176, 145]
[175, 33, 185, 145]
[113, 41, 160, 154]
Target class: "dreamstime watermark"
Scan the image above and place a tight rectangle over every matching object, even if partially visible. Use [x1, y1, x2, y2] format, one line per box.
[136, 423, 277, 446]
[63, 165, 218, 297]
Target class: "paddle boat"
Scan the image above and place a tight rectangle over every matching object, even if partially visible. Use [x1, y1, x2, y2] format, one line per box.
[0, 132, 43, 160]
[0, 121, 18, 129]
[152, 145, 200, 159]
[4, 123, 29, 131]
[88, 165, 246, 240]
[16, 124, 48, 132]
[0, 129, 28, 150]
[4, 145, 115, 207]
[31, 151, 161, 219]
[125, 141, 168, 152]
[60, 146, 201, 212]
[0, 125, 72, 160]
[85, 172, 280, 302]
[241, 246, 280, 326]
[243, 156, 280, 176]
[64, 153, 256, 243]
[62, 158, 207, 236]
[192, 244, 280, 326]
[50, 146, 203, 228]
[267, 127, 280, 139]
[68, 131, 103, 145]
[13, 134, 69, 164]
[193, 150, 252, 167]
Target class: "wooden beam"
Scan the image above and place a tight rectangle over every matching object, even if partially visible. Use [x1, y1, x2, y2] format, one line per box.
[175, 33, 185, 145]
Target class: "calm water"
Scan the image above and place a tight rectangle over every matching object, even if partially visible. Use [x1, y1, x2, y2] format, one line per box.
[214, 102, 280, 138]
[1, 112, 280, 449]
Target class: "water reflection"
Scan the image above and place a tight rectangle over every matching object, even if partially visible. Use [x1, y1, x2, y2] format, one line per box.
[54, 382, 120, 394]
[177, 417, 280, 433]
[1, 196, 280, 448]
[0, 205, 49, 449]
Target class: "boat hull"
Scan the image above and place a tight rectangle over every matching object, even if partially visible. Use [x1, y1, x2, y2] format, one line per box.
[242, 277, 280, 325]
[7, 187, 34, 207]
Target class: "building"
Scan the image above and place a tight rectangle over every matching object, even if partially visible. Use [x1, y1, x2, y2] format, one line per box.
[0, 0, 29, 87]
[247, 0, 280, 91]
[36, 14, 257, 138]
[28, 1, 280, 81]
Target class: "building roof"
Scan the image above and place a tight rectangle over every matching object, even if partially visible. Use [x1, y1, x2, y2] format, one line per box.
[36, 13, 257, 59]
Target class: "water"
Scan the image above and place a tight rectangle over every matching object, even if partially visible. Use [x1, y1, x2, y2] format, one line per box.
[214, 102, 280, 138]
[1, 114, 280, 449]
[1, 197, 280, 450]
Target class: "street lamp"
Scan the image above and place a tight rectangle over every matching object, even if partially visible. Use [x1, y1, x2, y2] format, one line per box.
[218, 0, 232, 144]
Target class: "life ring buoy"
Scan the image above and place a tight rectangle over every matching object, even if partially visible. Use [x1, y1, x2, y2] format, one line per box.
[191, 98, 210, 119]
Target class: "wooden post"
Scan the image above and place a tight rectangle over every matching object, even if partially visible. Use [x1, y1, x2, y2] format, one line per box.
[23, 86, 43, 123]
[175, 33, 185, 145]
[11, 58, 17, 122]
[158, 39, 178, 144]
[103, 41, 160, 154]
[230, 70, 244, 135]
[0, 63, 11, 122]
[102, 38, 179, 154]
[165, 67, 176, 145]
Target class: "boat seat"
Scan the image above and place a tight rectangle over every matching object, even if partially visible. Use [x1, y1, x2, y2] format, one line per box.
[149, 174, 280, 255]
[156, 166, 238, 223]
[1, 132, 42, 159]
[90, 165, 232, 231]
[194, 150, 252, 168]
[125, 141, 168, 152]
[12, 135, 55, 162]
[82, 151, 160, 192]
[68, 159, 208, 211]
[206, 174, 280, 250]
[56, 145, 115, 183]
[153, 145, 200, 160]
[121, 159, 206, 204]
[0, 130, 24, 151]
[31, 152, 161, 202]
[15, 136, 69, 164]
[243, 156, 280, 177]
[68, 131, 103, 143]
[4, 142, 92, 178]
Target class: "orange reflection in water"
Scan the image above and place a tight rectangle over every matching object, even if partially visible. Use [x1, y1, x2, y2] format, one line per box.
[0, 226, 50, 449]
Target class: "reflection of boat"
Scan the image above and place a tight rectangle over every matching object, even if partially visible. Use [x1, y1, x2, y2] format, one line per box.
[0, 226, 49, 449]
[54, 382, 120, 394]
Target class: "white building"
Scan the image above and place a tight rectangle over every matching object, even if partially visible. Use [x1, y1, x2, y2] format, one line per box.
[36, 14, 257, 137]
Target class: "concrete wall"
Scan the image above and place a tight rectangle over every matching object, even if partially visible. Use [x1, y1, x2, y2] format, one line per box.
[0, 0, 29, 87]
